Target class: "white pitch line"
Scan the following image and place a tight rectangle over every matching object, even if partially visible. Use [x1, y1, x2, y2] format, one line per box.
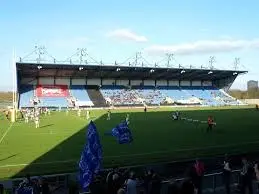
[0, 159, 76, 168]
[1, 140, 259, 168]
[0, 123, 13, 144]
[14, 131, 81, 136]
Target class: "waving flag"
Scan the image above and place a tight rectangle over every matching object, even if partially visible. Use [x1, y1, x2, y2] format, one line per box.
[111, 121, 133, 144]
[16, 186, 33, 194]
[79, 121, 103, 191]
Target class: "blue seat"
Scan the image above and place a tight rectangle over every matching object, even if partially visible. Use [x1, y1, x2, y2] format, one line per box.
[19, 85, 34, 107]
[70, 85, 91, 101]
[38, 97, 68, 107]
[98, 85, 240, 106]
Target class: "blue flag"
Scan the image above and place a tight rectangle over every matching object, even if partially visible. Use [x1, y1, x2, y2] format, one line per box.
[111, 121, 133, 144]
[79, 121, 102, 191]
[16, 186, 33, 194]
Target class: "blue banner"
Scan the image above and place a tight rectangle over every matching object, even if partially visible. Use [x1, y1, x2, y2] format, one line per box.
[79, 121, 102, 191]
[111, 121, 133, 144]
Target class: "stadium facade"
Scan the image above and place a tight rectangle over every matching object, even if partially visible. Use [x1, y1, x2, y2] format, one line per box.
[16, 62, 247, 108]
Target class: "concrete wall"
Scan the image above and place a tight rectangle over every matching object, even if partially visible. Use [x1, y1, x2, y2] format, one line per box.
[144, 80, 155, 86]
[243, 99, 259, 104]
[56, 77, 70, 85]
[72, 78, 86, 85]
[102, 79, 115, 85]
[39, 77, 54, 85]
[116, 80, 129, 86]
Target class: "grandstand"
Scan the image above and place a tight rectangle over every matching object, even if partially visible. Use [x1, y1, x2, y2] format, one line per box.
[3, 57, 259, 193]
[16, 62, 246, 109]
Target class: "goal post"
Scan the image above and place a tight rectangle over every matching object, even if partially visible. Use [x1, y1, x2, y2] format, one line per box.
[11, 48, 18, 122]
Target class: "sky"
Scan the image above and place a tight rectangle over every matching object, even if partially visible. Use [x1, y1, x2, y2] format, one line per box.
[0, 0, 259, 91]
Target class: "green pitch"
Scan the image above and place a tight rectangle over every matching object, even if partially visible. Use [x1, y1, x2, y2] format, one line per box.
[0, 106, 259, 179]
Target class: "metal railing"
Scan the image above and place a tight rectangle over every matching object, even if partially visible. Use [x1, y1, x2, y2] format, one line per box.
[6, 169, 254, 194]
[80, 169, 243, 194]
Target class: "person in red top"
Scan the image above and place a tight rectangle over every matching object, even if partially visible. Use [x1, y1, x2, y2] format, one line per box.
[191, 159, 205, 194]
[207, 116, 214, 132]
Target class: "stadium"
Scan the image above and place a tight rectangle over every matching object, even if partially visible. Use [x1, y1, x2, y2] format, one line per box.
[1, 47, 259, 193]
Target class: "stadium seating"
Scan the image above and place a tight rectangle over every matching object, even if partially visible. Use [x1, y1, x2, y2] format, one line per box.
[19, 85, 70, 108]
[70, 85, 94, 107]
[86, 85, 107, 107]
[136, 88, 164, 105]
[38, 97, 68, 108]
[70, 85, 91, 101]
[19, 84, 241, 108]
[158, 86, 190, 100]
[100, 85, 142, 106]
[178, 87, 219, 106]
[19, 85, 34, 107]
[100, 85, 241, 106]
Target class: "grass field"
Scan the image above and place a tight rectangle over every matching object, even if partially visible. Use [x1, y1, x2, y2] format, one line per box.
[0, 106, 259, 179]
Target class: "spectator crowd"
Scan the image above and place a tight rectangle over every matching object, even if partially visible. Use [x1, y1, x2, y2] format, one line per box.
[84, 156, 259, 194]
[11, 156, 259, 194]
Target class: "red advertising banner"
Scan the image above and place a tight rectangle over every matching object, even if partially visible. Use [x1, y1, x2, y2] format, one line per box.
[36, 85, 69, 97]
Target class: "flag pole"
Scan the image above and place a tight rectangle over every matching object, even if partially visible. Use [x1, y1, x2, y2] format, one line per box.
[13, 48, 17, 110]
[12, 48, 15, 110]
[11, 48, 16, 122]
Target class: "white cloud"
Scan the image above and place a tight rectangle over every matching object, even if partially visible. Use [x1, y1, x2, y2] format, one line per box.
[106, 29, 148, 42]
[145, 39, 259, 56]
[218, 35, 234, 40]
[251, 40, 259, 48]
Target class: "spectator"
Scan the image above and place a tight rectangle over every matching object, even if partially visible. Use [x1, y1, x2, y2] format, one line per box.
[223, 155, 232, 194]
[89, 175, 106, 194]
[190, 159, 205, 194]
[32, 178, 40, 194]
[106, 167, 120, 194]
[150, 172, 161, 194]
[25, 174, 32, 187]
[143, 169, 153, 194]
[68, 181, 79, 194]
[0, 184, 4, 194]
[38, 177, 50, 194]
[125, 172, 137, 194]
[113, 172, 123, 194]
[117, 187, 126, 194]
[168, 182, 179, 194]
[180, 179, 195, 194]
[240, 157, 253, 194]
[254, 161, 259, 193]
